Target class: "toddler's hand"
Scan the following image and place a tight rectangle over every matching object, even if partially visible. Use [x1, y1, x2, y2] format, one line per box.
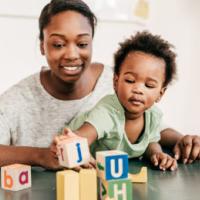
[151, 152, 177, 171]
[50, 128, 77, 156]
[73, 155, 96, 172]
[173, 135, 200, 164]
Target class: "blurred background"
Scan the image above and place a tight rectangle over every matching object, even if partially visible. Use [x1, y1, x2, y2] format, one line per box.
[0, 0, 199, 134]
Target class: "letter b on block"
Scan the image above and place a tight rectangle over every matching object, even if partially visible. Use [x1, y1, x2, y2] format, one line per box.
[1, 164, 31, 191]
[96, 150, 128, 181]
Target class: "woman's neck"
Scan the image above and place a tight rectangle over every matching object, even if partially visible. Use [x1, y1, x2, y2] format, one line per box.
[41, 69, 92, 100]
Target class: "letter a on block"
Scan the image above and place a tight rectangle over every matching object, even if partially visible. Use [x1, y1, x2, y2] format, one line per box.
[19, 171, 29, 185]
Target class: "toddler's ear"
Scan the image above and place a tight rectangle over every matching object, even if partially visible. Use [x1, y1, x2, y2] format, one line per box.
[113, 74, 119, 91]
[156, 87, 167, 102]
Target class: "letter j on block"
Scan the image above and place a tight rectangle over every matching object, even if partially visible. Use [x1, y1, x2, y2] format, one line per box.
[96, 150, 128, 181]
[58, 137, 90, 168]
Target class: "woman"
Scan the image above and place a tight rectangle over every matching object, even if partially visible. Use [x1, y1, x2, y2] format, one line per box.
[0, 0, 199, 169]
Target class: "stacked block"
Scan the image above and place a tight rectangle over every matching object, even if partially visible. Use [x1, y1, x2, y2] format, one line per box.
[56, 169, 97, 200]
[96, 150, 132, 200]
[79, 169, 97, 200]
[56, 170, 79, 200]
[57, 136, 90, 168]
[1, 164, 31, 191]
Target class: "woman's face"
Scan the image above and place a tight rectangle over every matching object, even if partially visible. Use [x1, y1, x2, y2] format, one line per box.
[41, 11, 93, 83]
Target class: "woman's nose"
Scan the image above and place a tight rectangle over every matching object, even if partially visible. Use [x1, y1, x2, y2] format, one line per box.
[64, 44, 79, 60]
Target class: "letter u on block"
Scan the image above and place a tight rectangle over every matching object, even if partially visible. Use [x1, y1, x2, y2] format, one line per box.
[105, 155, 128, 180]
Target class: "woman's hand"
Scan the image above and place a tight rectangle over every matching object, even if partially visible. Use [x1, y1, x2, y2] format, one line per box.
[173, 135, 200, 164]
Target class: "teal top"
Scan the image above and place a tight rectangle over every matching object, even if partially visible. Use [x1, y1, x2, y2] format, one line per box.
[67, 94, 163, 158]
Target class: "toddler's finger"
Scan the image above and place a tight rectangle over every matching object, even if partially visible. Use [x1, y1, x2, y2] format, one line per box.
[170, 159, 178, 171]
[151, 154, 158, 166]
[164, 157, 173, 170]
[159, 157, 167, 171]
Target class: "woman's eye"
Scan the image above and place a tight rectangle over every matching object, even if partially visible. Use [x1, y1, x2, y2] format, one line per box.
[78, 43, 88, 48]
[52, 43, 65, 49]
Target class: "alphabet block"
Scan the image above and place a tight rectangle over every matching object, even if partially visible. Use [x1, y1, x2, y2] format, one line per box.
[96, 150, 128, 181]
[56, 170, 79, 200]
[1, 164, 31, 191]
[57, 137, 90, 168]
[79, 169, 97, 200]
[128, 167, 147, 183]
[100, 178, 132, 200]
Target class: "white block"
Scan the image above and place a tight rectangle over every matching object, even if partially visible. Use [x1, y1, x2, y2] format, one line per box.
[57, 137, 90, 168]
[1, 164, 31, 191]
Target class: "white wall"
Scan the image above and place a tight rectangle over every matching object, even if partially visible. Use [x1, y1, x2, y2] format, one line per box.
[0, 0, 199, 134]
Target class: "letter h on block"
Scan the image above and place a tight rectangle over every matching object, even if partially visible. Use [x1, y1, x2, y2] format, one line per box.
[1, 164, 31, 191]
[57, 137, 90, 168]
[96, 150, 132, 200]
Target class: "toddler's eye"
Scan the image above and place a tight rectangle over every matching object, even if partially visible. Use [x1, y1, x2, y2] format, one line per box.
[146, 84, 156, 88]
[125, 79, 134, 83]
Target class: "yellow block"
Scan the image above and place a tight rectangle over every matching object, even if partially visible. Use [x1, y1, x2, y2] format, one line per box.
[79, 169, 97, 200]
[128, 167, 147, 183]
[56, 170, 79, 200]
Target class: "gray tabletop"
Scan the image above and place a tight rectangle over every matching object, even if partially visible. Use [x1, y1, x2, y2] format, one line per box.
[0, 160, 199, 200]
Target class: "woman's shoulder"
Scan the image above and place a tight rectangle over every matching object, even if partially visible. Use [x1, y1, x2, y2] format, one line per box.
[88, 63, 114, 101]
[0, 72, 40, 103]
[91, 62, 113, 78]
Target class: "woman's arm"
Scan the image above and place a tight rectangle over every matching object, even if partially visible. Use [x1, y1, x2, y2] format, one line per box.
[0, 145, 60, 170]
[160, 128, 183, 147]
[160, 128, 200, 163]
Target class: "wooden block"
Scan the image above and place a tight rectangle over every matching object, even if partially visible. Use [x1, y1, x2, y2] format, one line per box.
[79, 169, 97, 200]
[96, 150, 128, 181]
[1, 164, 31, 191]
[57, 137, 90, 168]
[56, 170, 79, 200]
[128, 167, 147, 183]
[100, 178, 132, 200]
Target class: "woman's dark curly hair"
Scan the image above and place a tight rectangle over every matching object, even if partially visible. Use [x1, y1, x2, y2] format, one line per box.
[114, 31, 177, 87]
[39, 0, 97, 41]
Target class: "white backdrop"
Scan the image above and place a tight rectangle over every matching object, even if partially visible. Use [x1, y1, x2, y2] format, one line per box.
[0, 0, 199, 134]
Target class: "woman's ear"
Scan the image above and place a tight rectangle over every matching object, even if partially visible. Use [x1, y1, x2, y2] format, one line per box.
[40, 41, 45, 55]
[156, 87, 167, 103]
[113, 74, 119, 91]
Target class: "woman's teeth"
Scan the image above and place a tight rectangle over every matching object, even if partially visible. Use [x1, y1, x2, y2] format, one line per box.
[63, 66, 80, 71]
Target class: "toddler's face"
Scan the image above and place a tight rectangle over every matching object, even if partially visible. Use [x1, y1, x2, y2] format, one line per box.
[114, 51, 166, 118]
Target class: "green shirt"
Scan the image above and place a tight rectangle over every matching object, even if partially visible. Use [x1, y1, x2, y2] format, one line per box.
[67, 94, 162, 158]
